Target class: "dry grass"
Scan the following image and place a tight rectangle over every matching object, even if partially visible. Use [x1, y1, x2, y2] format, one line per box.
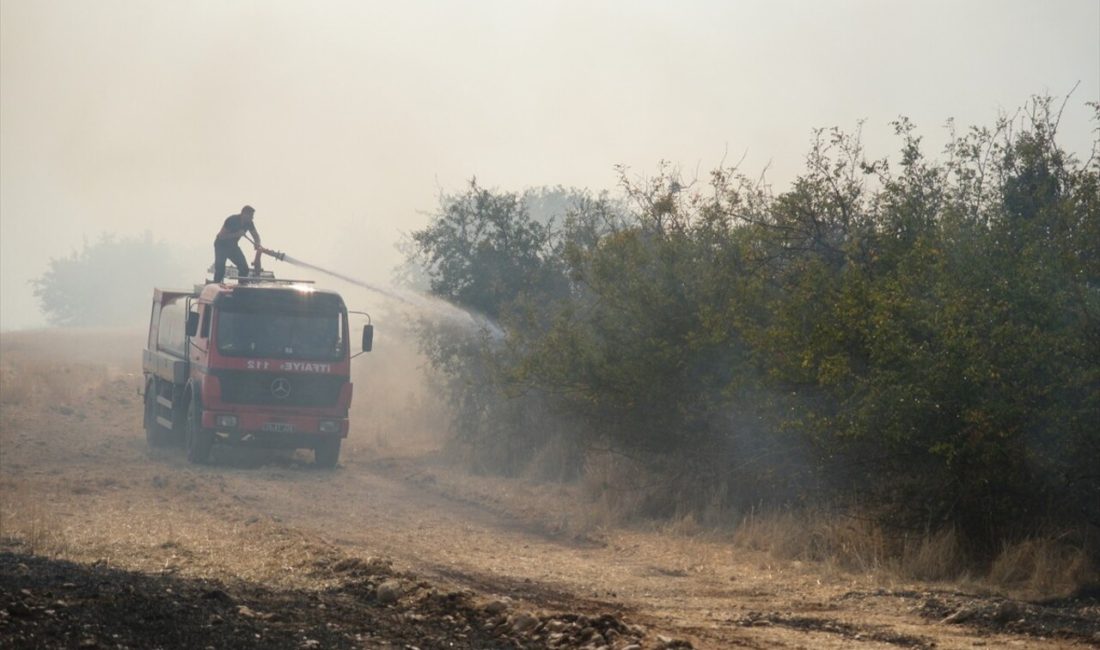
[579, 450, 734, 532]
[732, 509, 892, 573]
[578, 451, 653, 529]
[0, 328, 141, 418]
[0, 357, 108, 410]
[729, 508, 1097, 598]
[574, 449, 1096, 599]
[900, 527, 969, 582]
[988, 536, 1097, 598]
[0, 479, 345, 590]
[0, 495, 67, 557]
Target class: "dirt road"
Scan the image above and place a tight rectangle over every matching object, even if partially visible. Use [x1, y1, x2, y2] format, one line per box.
[1, 330, 1097, 648]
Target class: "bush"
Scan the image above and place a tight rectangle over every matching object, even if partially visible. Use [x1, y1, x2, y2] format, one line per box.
[410, 97, 1100, 556]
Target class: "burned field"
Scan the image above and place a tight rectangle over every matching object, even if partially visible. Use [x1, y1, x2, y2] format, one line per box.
[0, 551, 656, 649]
[1, 329, 1099, 649]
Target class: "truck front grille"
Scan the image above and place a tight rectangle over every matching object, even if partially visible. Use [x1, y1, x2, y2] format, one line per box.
[218, 371, 345, 408]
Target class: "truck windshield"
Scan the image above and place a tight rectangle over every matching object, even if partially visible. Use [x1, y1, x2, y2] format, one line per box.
[216, 311, 345, 360]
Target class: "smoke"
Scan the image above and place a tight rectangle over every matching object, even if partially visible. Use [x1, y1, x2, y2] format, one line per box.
[2, 2, 1096, 331]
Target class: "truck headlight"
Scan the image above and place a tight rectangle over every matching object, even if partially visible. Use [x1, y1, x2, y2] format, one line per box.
[319, 420, 340, 434]
[215, 415, 238, 428]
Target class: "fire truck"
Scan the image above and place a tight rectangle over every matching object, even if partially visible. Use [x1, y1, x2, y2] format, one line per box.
[142, 273, 372, 467]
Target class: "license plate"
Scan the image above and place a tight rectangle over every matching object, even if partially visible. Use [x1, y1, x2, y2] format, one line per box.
[261, 422, 294, 433]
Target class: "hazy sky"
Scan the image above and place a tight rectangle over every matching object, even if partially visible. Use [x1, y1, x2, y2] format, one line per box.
[2, 0, 1097, 330]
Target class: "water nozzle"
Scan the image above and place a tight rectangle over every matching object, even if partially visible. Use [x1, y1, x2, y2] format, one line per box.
[260, 246, 286, 261]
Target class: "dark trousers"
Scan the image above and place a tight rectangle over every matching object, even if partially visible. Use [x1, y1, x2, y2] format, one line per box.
[213, 241, 249, 282]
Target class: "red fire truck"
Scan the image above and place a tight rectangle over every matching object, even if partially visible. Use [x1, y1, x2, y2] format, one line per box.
[142, 276, 372, 467]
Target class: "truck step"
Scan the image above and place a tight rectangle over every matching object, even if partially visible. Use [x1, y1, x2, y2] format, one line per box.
[156, 395, 173, 409]
[155, 415, 174, 430]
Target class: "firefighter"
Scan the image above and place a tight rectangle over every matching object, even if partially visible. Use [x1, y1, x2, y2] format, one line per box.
[213, 205, 261, 283]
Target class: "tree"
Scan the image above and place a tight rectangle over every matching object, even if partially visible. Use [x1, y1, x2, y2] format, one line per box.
[411, 180, 566, 320]
[32, 233, 189, 327]
[408, 98, 1100, 550]
[409, 182, 605, 474]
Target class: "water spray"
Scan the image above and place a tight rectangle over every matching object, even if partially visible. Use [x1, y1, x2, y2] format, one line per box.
[249, 241, 503, 338]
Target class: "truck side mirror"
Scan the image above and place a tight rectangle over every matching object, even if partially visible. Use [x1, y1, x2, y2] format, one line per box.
[362, 324, 374, 353]
[186, 311, 200, 337]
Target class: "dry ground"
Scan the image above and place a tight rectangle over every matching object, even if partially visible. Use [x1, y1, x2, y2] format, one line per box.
[1, 329, 1097, 649]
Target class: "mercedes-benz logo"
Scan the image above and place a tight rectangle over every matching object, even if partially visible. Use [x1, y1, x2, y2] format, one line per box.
[270, 377, 292, 399]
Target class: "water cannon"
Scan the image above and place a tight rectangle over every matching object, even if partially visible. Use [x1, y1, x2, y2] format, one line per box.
[257, 246, 286, 262]
[247, 239, 287, 274]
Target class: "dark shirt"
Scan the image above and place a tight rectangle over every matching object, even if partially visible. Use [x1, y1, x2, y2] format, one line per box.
[215, 214, 260, 245]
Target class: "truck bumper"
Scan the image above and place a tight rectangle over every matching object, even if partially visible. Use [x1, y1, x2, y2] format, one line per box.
[202, 411, 348, 439]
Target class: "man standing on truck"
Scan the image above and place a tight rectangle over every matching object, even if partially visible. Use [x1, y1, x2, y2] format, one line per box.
[213, 205, 261, 283]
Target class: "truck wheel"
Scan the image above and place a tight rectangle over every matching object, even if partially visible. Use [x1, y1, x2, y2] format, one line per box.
[185, 396, 215, 464]
[314, 438, 341, 469]
[144, 381, 173, 447]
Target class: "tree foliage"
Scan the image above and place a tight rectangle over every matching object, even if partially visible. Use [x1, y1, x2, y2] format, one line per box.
[410, 98, 1100, 552]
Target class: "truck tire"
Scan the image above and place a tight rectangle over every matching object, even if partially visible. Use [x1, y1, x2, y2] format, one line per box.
[144, 380, 174, 447]
[185, 395, 215, 464]
[314, 438, 341, 469]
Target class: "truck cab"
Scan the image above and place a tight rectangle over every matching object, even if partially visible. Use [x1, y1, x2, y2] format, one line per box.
[142, 277, 372, 467]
